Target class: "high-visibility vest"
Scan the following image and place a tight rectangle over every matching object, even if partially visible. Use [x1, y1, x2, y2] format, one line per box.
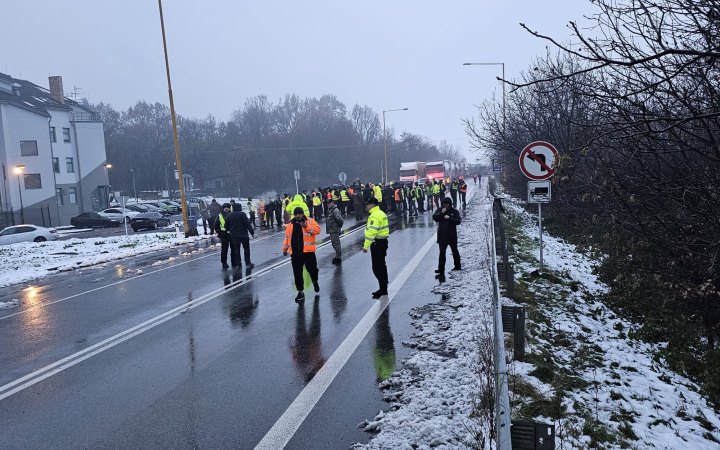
[282, 218, 321, 254]
[285, 194, 310, 216]
[432, 184, 440, 195]
[340, 190, 349, 202]
[460, 184, 468, 193]
[312, 196, 321, 206]
[373, 185, 383, 202]
[332, 191, 340, 202]
[364, 206, 389, 249]
[394, 188, 401, 201]
[258, 201, 265, 214]
[217, 213, 227, 231]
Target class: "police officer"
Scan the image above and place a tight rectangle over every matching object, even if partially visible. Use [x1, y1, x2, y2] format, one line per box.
[214, 203, 232, 269]
[363, 197, 390, 299]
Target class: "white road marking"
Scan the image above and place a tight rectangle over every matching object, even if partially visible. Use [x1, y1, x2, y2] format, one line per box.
[254, 231, 438, 450]
[0, 231, 281, 321]
[0, 227, 365, 401]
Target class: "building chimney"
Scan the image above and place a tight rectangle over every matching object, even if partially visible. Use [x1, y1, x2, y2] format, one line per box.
[48, 76, 64, 103]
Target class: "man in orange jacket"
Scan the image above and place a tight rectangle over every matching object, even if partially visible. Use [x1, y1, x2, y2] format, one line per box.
[283, 206, 321, 303]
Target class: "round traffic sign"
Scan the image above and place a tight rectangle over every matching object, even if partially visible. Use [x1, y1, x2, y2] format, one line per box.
[338, 172, 347, 184]
[518, 141, 559, 180]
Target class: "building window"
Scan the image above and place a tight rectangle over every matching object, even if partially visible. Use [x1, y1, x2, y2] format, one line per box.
[50, 127, 56, 143]
[24, 173, 42, 189]
[20, 140, 38, 156]
[62, 128, 71, 143]
[56, 188, 64, 206]
[69, 187, 77, 204]
[53, 157, 60, 173]
[66, 157, 74, 173]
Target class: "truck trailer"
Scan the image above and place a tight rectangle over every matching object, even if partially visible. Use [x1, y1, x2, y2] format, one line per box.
[399, 161, 426, 183]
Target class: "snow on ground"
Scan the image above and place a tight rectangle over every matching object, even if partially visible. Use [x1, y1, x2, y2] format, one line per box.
[0, 232, 215, 289]
[504, 196, 720, 449]
[354, 182, 497, 449]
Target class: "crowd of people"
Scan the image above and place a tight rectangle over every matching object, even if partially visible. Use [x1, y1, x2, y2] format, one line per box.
[198, 174, 476, 302]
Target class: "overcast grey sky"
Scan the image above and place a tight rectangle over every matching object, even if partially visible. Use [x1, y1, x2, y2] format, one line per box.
[2, 1, 596, 159]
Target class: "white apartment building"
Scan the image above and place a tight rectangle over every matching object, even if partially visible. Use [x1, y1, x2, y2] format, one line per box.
[0, 72, 108, 227]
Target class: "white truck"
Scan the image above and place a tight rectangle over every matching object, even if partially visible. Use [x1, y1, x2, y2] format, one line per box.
[399, 161, 426, 183]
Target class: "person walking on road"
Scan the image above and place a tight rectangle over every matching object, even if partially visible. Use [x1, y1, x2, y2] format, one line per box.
[326, 198, 344, 265]
[214, 203, 232, 269]
[247, 198, 257, 228]
[433, 197, 462, 283]
[283, 207, 321, 303]
[363, 197, 390, 299]
[352, 186, 365, 221]
[226, 203, 256, 269]
[459, 179, 468, 209]
[208, 199, 222, 236]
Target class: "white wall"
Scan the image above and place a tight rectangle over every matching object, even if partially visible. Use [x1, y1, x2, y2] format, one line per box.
[0, 105, 55, 209]
[49, 109, 78, 186]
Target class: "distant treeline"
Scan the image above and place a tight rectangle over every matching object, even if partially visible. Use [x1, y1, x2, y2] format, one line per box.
[468, 0, 720, 403]
[96, 94, 464, 197]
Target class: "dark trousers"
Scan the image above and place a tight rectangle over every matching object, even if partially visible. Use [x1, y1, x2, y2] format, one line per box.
[460, 191, 467, 207]
[209, 216, 218, 235]
[249, 212, 256, 226]
[230, 237, 251, 267]
[433, 195, 440, 209]
[370, 239, 389, 290]
[314, 206, 323, 219]
[438, 241, 460, 272]
[451, 190, 458, 205]
[409, 199, 417, 215]
[275, 210, 282, 226]
[354, 203, 364, 221]
[267, 213, 274, 227]
[220, 235, 231, 266]
[291, 252, 318, 291]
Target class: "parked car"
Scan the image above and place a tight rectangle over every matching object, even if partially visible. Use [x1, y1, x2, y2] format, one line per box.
[130, 211, 170, 232]
[125, 203, 151, 213]
[70, 212, 119, 228]
[0, 225, 58, 245]
[140, 202, 175, 215]
[101, 208, 139, 223]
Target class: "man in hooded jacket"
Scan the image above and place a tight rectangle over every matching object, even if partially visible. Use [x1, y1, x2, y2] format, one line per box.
[225, 203, 255, 269]
[432, 197, 462, 282]
[283, 207, 321, 303]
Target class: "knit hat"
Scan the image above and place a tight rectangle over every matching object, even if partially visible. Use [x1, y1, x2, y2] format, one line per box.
[367, 197, 379, 205]
[441, 197, 453, 206]
[293, 207, 305, 215]
[222, 203, 231, 209]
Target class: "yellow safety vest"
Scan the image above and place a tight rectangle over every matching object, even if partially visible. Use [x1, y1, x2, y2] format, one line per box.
[340, 190, 349, 202]
[373, 185, 383, 202]
[217, 214, 226, 232]
[312, 196, 321, 206]
[364, 206, 389, 249]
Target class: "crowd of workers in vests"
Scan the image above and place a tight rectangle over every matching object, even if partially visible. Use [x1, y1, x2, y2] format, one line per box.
[200, 174, 475, 303]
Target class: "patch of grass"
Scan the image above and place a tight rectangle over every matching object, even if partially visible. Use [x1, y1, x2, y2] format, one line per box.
[695, 413, 717, 432]
[119, 243, 136, 249]
[704, 432, 720, 444]
[510, 375, 564, 420]
[94, 241, 106, 245]
[618, 421, 639, 441]
[610, 391, 626, 401]
[583, 417, 618, 446]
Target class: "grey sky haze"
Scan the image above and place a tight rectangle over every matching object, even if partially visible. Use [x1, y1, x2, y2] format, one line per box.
[2, 1, 597, 160]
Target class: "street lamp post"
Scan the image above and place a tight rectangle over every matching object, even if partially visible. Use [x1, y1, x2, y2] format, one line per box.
[14, 165, 25, 224]
[103, 163, 112, 207]
[131, 168, 137, 201]
[382, 107, 409, 184]
[463, 62, 506, 131]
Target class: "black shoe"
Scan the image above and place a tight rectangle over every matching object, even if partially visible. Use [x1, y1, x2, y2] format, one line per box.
[313, 281, 320, 293]
[295, 291, 305, 303]
[247, 263, 255, 269]
[222, 263, 229, 269]
[372, 289, 388, 299]
[435, 273, 446, 282]
[452, 266, 461, 271]
[435, 269, 442, 273]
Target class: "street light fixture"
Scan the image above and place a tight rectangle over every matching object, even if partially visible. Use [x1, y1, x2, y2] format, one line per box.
[463, 62, 506, 132]
[383, 107, 409, 184]
[14, 164, 26, 224]
[103, 163, 112, 207]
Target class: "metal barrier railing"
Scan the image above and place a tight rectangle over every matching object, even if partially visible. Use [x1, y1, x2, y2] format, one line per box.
[488, 196, 512, 449]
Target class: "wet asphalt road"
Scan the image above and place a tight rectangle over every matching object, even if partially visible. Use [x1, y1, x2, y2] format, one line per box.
[0, 193, 476, 449]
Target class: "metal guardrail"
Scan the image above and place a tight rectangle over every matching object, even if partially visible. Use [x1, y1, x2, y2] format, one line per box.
[488, 197, 512, 449]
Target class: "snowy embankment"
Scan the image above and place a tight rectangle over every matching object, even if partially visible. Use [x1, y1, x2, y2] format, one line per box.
[504, 197, 720, 449]
[354, 186, 497, 449]
[0, 232, 214, 289]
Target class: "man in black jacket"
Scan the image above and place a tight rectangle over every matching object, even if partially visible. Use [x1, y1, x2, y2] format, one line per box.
[432, 197, 462, 283]
[208, 199, 223, 236]
[225, 203, 256, 269]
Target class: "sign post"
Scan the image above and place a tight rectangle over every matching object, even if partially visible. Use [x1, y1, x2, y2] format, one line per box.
[293, 170, 300, 195]
[519, 141, 559, 272]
